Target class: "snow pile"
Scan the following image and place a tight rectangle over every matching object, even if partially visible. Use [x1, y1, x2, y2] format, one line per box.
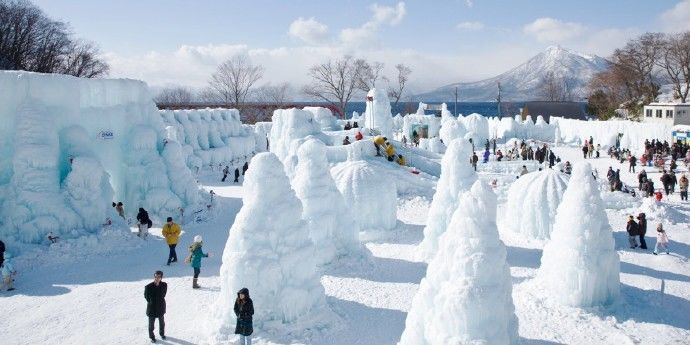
[304, 107, 339, 131]
[636, 197, 686, 225]
[399, 181, 518, 345]
[461, 113, 489, 144]
[504, 169, 569, 240]
[159, 108, 256, 169]
[538, 162, 620, 307]
[252, 121, 272, 152]
[439, 117, 466, 144]
[331, 160, 397, 234]
[269, 108, 323, 163]
[418, 137, 445, 154]
[392, 113, 405, 132]
[0, 71, 199, 243]
[363, 88, 393, 138]
[487, 115, 555, 142]
[417, 139, 477, 261]
[212, 152, 330, 341]
[292, 139, 361, 265]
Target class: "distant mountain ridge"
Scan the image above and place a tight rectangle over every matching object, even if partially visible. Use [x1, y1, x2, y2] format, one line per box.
[418, 46, 610, 102]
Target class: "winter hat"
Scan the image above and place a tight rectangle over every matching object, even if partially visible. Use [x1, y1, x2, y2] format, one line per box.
[194, 235, 203, 243]
[166, 217, 173, 222]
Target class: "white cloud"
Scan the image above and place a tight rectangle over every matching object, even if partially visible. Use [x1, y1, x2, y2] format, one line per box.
[523, 17, 587, 43]
[288, 17, 330, 45]
[456, 21, 484, 31]
[370, 2, 406, 26]
[465, 0, 474, 7]
[660, 0, 690, 32]
[338, 2, 407, 49]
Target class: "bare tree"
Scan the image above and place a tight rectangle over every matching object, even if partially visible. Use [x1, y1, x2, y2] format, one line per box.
[356, 60, 385, 92]
[387, 63, 411, 109]
[0, 0, 109, 77]
[658, 32, 690, 103]
[206, 55, 264, 108]
[303, 55, 363, 117]
[254, 82, 293, 105]
[154, 86, 194, 105]
[611, 32, 664, 106]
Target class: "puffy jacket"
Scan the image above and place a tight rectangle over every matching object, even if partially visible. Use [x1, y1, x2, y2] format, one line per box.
[626, 220, 639, 236]
[397, 157, 406, 166]
[355, 132, 363, 141]
[373, 135, 386, 145]
[680, 176, 689, 191]
[657, 231, 669, 245]
[189, 242, 208, 268]
[385, 144, 395, 157]
[162, 223, 181, 245]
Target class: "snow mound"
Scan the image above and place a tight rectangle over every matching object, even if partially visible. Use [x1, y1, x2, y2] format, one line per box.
[292, 139, 362, 265]
[304, 107, 339, 131]
[399, 181, 518, 345]
[331, 160, 397, 234]
[461, 113, 489, 144]
[504, 169, 569, 240]
[212, 152, 330, 341]
[636, 197, 687, 225]
[538, 162, 620, 307]
[418, 137, 445, 154]
[417, 139, 477, 261]
[269, 108, 322, 163]
[439, 117, 466, 144]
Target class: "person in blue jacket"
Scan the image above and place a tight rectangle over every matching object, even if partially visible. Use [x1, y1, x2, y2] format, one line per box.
[189, 235, 209, 289]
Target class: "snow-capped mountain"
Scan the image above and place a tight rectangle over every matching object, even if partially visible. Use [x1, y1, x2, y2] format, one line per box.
[419, 46, 610, 102]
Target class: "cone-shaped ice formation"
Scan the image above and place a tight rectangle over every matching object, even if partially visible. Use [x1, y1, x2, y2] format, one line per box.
[504, 169, 569, 240]
[212, 153, 328, 339]
[538, 162, 620, 307]
[292, 139, 361, 265]
[399, 181, 518, 345]
[417, 139, 477, 261]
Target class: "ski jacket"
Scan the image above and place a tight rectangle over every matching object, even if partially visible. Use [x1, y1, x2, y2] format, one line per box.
[189, 242, 208, 268]
[162, 223, 181, 245]
[144, 281, 167, 317]
[626, 220, 639, 236]
[657, 231, 669, 245]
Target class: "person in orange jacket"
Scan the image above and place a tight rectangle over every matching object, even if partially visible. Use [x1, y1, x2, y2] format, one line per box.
[162, 217, 181, 265]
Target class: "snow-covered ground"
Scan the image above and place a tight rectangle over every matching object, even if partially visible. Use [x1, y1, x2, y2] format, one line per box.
[2, 145, 690, 345]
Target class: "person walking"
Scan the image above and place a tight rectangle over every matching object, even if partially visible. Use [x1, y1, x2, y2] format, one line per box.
[629, 155, 637, 173]
[679, 174, 689, 201]
[242, 162, 249, 176]
[653, 223, 670, 255]
[637, 213, 648, 250]
[626, 215, 639, 249]
[234, 288, 254, 345]
[582, 143, 589, 159]
[222, 165, 230, 182]
[116, 202, 125, 219]
[189, 235, 209, 289]
[136, 208, 153, 239]
[234, 167, 240, 183]
[144, 270, 167, 343]
[670, 171, 678, 194]
[471, 152, 478, 171]
[661, 170, 672, 196]
[1, 252, 16, 291]
[162, 217, 181, 266]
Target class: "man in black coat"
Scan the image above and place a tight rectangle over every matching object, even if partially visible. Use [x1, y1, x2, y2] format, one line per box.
[242, 161, 249, 175]
[626, 216, 639, 249]
[637, 213, 648, 250]
[145, 271, 167, 343]
[0, 239, 5, 267]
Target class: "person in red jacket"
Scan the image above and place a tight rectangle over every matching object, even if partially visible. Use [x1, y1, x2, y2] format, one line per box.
[355, 131, 363, 141]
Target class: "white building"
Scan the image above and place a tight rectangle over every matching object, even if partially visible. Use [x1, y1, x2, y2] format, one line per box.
[642, 103, 690, 126]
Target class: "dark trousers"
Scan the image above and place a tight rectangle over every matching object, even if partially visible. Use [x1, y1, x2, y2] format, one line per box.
[148, 316, 165, 339]
[167, 244, 177, 264]
[664, 185, 670, 195]
[234, 174, 239, 183]
[639, 235, 647, 249]
[681, 191, 688, 200]
[193, 267, 201, 278]
[221, 173, 227, 182]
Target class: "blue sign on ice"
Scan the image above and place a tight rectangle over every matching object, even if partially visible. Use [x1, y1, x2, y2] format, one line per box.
[98, 130, 114, 140]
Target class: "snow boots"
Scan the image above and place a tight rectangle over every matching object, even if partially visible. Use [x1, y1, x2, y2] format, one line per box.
[193, 278, 200, 289]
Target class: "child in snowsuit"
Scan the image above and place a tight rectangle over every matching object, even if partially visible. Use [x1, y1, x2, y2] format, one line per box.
[189, 235, 209, 289]
[2, 252, 16, 291]
[653, 224, 670, 255]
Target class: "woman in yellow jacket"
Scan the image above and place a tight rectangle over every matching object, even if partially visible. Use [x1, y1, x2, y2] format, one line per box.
[162, 217, 181, 265]
[385, 142, 396, 161]
[397, 154, 406, 166]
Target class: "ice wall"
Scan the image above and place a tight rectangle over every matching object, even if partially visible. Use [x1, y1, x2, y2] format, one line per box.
[538, 162, 620, 307]
[417, 139, 477, 261]
[461, 113, 490, 144]
[551, 117, 670, 151]
[504, 170, 569, 240]
[158, 108, 256, 169]
[304, 107, 339, 131]
[0, 71, 201, 243]
[269, 108, 323, 163]
[400, 181, 518, 345]
[363, 88, 393, 138]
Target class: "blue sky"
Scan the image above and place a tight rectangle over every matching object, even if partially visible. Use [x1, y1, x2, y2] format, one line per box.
[31, 0, 690, 92]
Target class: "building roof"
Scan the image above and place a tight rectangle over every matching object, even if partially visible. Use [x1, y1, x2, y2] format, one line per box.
[647, 103, 690, 107]
[521, 101, 587, 122]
